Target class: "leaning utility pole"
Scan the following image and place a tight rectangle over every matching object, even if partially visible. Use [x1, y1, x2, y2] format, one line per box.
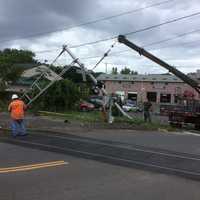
[21, 42, 132, 123]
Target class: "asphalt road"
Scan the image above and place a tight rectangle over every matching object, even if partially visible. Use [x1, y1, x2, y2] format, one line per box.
[67, 129, 200, 155]
[1, 142, 200, 200]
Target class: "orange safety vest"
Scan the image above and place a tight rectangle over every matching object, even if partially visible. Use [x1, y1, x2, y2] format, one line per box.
[8, 99, 26, 120]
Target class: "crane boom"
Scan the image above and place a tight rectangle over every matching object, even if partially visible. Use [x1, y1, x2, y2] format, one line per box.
[118, 35, 200, 94]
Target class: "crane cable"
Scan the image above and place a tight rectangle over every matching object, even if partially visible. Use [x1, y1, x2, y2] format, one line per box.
[50, 46, 66, 65]
[91, 41, 117, 71]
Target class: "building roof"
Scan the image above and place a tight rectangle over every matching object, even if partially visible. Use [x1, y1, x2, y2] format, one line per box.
[5, 85, 29, 93]
[97, 74, 184, 83]
[22, 65, 62, 81]
[14, 63, 39, 69]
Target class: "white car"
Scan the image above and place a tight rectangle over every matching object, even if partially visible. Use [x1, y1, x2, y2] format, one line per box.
[122, 100, 142, 112]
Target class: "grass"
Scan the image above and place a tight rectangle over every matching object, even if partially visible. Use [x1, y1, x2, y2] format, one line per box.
[0, 101, 8, 112]
[115, 116, 175, 131]
[38, 110, 102, 123]
[38, 110, 176, 131]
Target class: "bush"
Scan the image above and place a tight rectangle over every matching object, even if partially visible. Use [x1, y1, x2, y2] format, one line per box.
[32, 79, 85, 112]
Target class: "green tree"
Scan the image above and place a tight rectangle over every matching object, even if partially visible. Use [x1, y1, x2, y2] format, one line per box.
[111, 67, 118, 74]
[131, 70, 138, 75]
[33, 79, 86, 112]
[0, 48, 37, 89]
[120, 67, 138, 75]
[120, 67, 131, 74]
[0, 48, 36, 64]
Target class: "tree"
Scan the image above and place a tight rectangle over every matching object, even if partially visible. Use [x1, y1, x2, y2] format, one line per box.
[0, 48, 36, 64]
[120, 67, 138, 75]
[33, 79, 87, 112]
[120, 67, 131, 74]
[0, 48, 37, 89]
[131, 70, 138, 75]
[111, 67, 118, 74]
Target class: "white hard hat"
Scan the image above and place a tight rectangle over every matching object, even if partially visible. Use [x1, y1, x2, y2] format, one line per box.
[12, 94, 18, 100]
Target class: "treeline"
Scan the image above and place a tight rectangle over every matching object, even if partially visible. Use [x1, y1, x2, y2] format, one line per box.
[0, 48, 91, 111]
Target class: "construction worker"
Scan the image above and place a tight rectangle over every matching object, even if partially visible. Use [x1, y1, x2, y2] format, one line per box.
[143, 97, 152, 123]
[8, 94, 27, 137]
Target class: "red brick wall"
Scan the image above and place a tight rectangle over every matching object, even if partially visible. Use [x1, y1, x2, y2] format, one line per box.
[104, 80, 200, 104]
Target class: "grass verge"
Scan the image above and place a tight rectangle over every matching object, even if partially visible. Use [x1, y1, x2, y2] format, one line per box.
[38, 110, 102, 123]
[38, 110, 176, 131]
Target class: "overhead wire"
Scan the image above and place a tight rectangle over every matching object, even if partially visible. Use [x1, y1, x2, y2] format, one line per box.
[35, 10, 200, 54]
[124, 11, 200, 36]
[63, 28, 200, 61]
[0, 0, 173, 45]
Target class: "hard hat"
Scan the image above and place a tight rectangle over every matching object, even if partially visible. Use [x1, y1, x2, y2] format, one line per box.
[12, 94, 18, 100]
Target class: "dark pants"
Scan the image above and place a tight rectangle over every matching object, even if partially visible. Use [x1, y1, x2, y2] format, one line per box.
[144, 111, 151, 123]
[11, 119, 26, 137]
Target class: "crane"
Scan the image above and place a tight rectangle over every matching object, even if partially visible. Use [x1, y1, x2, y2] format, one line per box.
[118, 35, 200, 128]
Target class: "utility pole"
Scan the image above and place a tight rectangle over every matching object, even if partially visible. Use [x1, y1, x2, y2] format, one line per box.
[105, 63, 108, 74]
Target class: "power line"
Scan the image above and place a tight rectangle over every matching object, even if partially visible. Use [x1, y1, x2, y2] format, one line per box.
[124, 11, 200, 36]
[35, 10, 200, 54]
[0, 0, 173, 45]
[143, 29, 200, 48]
[36, 37, 200, 66]
[69, 10, 200, 49]
[61, 28, 200, 60]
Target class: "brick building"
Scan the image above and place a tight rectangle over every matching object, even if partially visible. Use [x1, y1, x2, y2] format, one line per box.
[97, 74, 200, 105]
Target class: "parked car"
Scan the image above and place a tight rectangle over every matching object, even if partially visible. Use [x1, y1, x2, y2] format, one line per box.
[80, 101, 95, 111]
[88, 95, 103, 108]
[122, 99, 142, 112]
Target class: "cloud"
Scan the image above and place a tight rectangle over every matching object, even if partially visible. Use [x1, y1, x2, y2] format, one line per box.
[0, 0, 200, 74]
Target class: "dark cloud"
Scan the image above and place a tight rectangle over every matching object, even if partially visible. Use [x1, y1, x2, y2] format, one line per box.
[0, 0, 200, 73]
[0, 0, 99, 40]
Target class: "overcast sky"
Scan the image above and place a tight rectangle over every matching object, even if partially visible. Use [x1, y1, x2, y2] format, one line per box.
[0, 0, 200, 74]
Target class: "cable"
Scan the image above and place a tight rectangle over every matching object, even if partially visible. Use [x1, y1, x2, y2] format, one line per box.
[67, 28, 200, 61]
[124, 11, 200, 36]
[65, 10, 200, 48]
[35, 10, 200, 54]
[38, 37, 200, 64]
[91, 41, 117, 71]
[50, 48, 66, 65]
[0, 0, 173, 45]
[143, 28, 200, 48]
[36, 48, 61, 54]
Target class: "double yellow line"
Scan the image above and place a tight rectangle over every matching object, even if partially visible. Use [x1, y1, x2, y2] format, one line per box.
[0, 160, 68, 174]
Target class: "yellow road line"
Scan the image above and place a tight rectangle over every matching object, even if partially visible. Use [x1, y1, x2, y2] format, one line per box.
[0, 160, 66, 171]
[0, 160, 68, 174]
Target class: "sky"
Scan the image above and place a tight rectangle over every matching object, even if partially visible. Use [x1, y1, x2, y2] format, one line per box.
[0, 0, 200, 74]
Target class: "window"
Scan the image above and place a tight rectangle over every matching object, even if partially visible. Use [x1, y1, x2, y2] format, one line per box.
[160, 93, 171, 103]
[175, 87, 182, 95]
[147, 92, 157, 102]
[174, 95, 180, 104]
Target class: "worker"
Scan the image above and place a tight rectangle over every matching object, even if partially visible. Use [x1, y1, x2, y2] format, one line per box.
[8, 94, 27, 137]
[101, 93, 108, 122]
[143, 97, 152, 123]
